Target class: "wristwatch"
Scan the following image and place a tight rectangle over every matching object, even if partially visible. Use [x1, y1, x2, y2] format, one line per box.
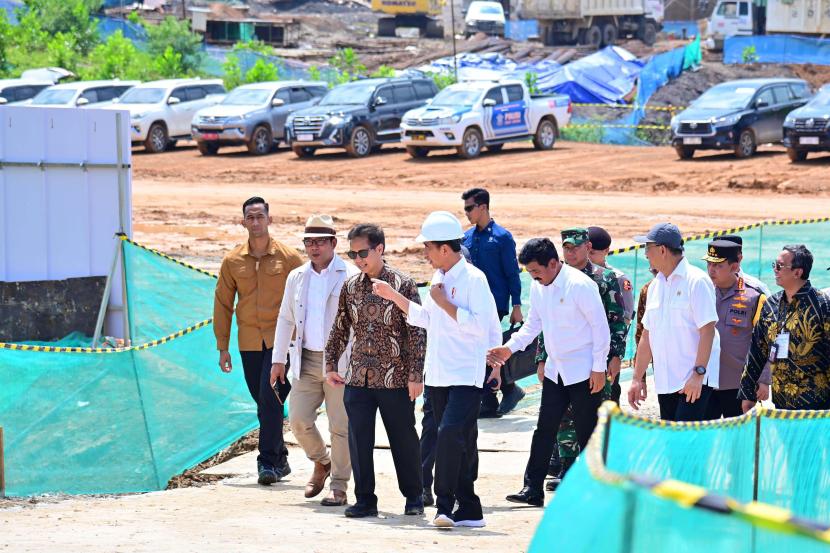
[693, 365, 707, 376]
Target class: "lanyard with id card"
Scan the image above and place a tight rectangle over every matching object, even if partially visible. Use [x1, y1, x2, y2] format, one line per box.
[770, 300, 792, 362]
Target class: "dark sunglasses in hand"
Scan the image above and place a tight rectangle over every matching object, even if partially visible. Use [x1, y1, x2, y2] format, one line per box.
[347, 248, 372, 260]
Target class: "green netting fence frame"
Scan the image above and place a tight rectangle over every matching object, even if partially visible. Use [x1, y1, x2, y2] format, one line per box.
[530, 402, 830, 552]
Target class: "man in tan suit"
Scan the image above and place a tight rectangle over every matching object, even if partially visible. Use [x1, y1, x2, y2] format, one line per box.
[271, 215, 359, 506]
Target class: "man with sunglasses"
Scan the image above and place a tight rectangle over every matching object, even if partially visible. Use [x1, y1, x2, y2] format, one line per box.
[628, 222, 721, 422]
[461, 188, 525, 418]
[214, 196, 304, 486]
[740, 245, 830, 411]
[271, 215, 359, 506]
[324, 223, 427, 519]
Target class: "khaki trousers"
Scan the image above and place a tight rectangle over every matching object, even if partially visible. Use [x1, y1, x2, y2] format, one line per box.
[289, 349, 351, 492]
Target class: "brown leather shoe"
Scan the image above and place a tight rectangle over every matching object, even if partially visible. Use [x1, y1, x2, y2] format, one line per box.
[320, 489, 347, 506]
[304, 461, 331, 498]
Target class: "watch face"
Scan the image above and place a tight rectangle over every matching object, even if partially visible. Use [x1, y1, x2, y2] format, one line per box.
[695, 366, 706, 375]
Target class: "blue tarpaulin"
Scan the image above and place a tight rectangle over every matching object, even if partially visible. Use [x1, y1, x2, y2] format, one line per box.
[505, 20, 539, 42]
[725, 34, 830, 65]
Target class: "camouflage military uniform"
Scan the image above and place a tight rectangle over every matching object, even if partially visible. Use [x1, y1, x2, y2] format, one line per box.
[537, 259, 628, 460]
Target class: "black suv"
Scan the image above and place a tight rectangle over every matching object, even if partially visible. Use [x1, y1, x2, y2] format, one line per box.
[782, 84, 830, 162]
[285, 77, 438, 158]
[670, 78, 811, 159]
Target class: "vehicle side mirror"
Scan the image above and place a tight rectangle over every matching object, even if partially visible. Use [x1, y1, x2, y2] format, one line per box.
[755, 99, 769, 109]
[272, 98, 285, 107]
[425, 98, 433, 104]
[374, 96, 387, 106]
[483, 98, 496, 107]
[167, 96, 181, 105]
[112, 97, 119, 103]
[0, 97, 7, 105]
[76, 97, 90, 106]
[311, 97, 321, 106]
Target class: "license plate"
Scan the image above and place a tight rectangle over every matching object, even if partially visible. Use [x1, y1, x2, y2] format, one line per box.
[800, 136, 819, 145]
[297, 133, 314, 142]
[201, 133, 219, 141]
[683, 137, 702, 145]
[411, 134, 426, 141]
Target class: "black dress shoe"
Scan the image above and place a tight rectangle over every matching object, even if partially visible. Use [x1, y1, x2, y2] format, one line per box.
[422, 487, 435, 507]
[478, 408, 503, 419]
[546, 477, 561, 492]
[506, 487, 544, 507]
[345, 503, 378, 518]
[404, 497, 424, 515]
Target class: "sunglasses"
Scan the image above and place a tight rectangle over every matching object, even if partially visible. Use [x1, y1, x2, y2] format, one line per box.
[347, 248, 373, 259]
[771, 261, 794, 271]
[303, 237, 332, 247]
[463, 204, 479, 213]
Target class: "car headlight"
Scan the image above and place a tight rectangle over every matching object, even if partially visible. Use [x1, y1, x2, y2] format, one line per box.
[670, 116, 678, 128]
[713, 114, 740, 127]
[784, 115, 796, 126]
[437, 115, 462, 125]
[225, 116, 244, 125]
[328, 115, 351, 126]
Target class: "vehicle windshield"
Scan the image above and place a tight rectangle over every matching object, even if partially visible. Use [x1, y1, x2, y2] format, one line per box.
[430, 88, 482, 107]
[319, 83, 375, 106]
[475, 4, 503, 14]
[692, 85, 757, 110]
[808, 88, 830, 107]
[119, 88, 166, 104]
[30, 89, 75, 105]
[716, 2, 738, 16]
[221, 88, 272, 106]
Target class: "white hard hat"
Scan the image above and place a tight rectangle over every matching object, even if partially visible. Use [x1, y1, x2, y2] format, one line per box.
[416, 211, 464, 243]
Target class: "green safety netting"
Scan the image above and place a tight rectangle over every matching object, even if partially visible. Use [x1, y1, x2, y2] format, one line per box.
[0, 239, 257, 496]
[530, 403, 830, 552]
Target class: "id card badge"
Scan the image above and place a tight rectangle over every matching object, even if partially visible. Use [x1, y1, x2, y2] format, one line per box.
[774, 333, 790, 359]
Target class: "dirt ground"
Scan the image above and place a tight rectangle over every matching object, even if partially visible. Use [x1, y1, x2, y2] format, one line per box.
[131, 140, 830, 282]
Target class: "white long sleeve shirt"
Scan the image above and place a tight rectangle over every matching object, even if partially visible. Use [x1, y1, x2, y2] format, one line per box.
[504, 264, 610, 385]
[407, 258, 502, 388]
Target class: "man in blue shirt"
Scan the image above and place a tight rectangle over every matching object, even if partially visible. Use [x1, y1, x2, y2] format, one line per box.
[462, 187, 525, 417]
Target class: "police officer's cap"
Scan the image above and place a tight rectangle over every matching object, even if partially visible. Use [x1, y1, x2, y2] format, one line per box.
[719, 234, 744, 249]
[702, 240, 741, 263]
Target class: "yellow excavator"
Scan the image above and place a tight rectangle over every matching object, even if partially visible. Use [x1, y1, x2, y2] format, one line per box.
[372, 0, 445, 38]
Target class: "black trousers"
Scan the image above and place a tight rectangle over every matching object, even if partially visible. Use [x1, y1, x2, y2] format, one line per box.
[657, 385, 713, 421]
[704, 388, 743, 420]
[421, 386, 437, 491]
[344, 385, 422, 508]
[481, 313, 516, 410]
[524, 375, 602, 492]
[429, 385, 483, 519]
[240, 344, 288, 469]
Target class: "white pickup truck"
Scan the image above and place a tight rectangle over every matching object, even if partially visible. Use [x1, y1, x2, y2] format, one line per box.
[400, 79, 571, 159]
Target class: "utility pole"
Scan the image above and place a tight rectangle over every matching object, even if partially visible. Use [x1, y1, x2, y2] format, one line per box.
[450, 0, 458, 81]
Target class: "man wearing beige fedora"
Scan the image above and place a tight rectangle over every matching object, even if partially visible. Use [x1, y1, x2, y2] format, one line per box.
[271, 215, 359, 506]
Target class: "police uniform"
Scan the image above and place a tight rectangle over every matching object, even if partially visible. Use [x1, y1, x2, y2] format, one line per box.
[719, 234, 772, 296]
[703, 240, 770, 419]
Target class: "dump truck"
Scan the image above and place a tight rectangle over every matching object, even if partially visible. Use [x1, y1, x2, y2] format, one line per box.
[706, 0, 830, 50]
[373, 0, 445, 38]
[519, 0, 664, 47]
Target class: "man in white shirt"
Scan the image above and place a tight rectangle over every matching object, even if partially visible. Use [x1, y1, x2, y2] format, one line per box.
[271, 215, 359, 506]
[487, 237, 609, 507]
[628, 223, 721, 421]
[373, 211, 502, 529]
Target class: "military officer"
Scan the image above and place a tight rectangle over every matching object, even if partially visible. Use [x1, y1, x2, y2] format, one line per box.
[703, 240, 770, 419]
[588, 226, 635, 325]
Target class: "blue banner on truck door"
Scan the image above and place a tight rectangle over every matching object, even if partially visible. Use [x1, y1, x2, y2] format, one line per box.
[491, 101, 528, 137]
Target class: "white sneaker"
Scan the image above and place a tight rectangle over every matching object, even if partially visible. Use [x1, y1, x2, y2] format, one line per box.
[453, 518, 486, 528]
[433, 514, 455, 528]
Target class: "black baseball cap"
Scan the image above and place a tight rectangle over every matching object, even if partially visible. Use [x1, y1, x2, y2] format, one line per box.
[633, 223, 683, 249]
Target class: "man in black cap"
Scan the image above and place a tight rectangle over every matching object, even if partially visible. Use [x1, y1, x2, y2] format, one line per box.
[629, 223, 720, 421]
[703, 240, 770, 419]
[588, 226, 635, 327]
[718, 234, 771, 296]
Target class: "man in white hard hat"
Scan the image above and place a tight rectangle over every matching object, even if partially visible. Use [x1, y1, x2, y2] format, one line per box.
[373, 211, 502, 529]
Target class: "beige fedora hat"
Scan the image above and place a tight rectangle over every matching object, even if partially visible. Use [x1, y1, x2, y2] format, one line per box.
[301, 214, 337, 238]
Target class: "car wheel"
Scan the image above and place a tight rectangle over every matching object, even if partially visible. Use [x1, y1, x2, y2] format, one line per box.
[346, 126, 373, 158]
[533, 119, 557, 150]
[675, 145, 695, 159]
[197, 142, 220, 156]
[487, 143, 504, 152]
[639, 21, 657, 46]
[580, 24, 602, 48]
[144, 123, 168, 154]
[734, 129, 756, 158]
[601, 23, 618, 46]
[292, 145, 316, 158]
[457, 127, 483, 159]
[787, 148, 808, 162]
[406, 146, 430, 158]
[247, 125, 273, 155]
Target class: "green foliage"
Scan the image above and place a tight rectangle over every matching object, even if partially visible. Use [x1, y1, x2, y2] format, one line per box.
[46, 33, 82, 74]
[524, 71, 540, 95]
[370, 65, 396, 78]
[82, 30, 152, 80]
[245, 57, 279, 83]
[0, 11, 11, 76]
[144, 16, 203, 75]
[428, 72, 457, 90]
[20, 0, 102, 54]
[560, 123, 604, 143]
[307, 65, 322, 82]
[328, 48, 366, 82]
[153, 46, 184, 78]
[221, 41, 283, 89]
[742, 45, 759, 64]
[126, 11, 141, 26]
[222, 54, 244, 90]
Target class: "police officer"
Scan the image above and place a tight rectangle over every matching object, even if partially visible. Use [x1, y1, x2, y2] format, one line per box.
[703, 240, 770, 419]
[718, 234, 771, 296]
[538, 227, 627, 490]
